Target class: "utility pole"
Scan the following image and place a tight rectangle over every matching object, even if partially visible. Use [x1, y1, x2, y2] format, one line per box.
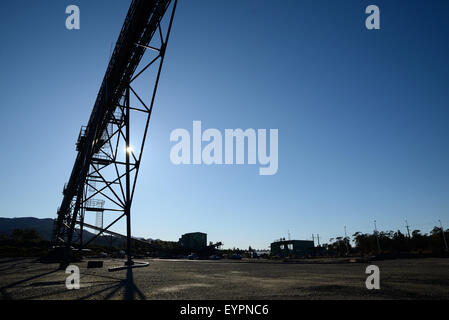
[344, 226, 349, 255]
[439, 220, 448, 252]
[317, 234, 320, 246]
[405, 219, 411, 238]
[312, 234, 315, 245]
[374, 220, 381, 253]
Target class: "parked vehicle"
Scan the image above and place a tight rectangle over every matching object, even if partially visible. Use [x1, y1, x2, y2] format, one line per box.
[188, 253, 199, 260]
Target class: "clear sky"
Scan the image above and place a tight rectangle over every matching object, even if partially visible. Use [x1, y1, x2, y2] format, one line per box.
[0, 0, 448, 249]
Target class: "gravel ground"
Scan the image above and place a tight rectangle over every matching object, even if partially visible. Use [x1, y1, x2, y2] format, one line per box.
[0, 257, 448, 300]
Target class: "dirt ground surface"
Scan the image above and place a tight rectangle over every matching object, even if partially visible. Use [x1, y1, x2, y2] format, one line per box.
[0, 257, 448, 300]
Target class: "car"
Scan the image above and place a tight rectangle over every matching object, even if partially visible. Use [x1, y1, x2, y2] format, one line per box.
[188, 253, 199, 260]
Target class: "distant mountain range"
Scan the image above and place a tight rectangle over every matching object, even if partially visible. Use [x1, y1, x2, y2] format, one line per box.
[0, 217, 54, 240]
[0, 217, 124, 247]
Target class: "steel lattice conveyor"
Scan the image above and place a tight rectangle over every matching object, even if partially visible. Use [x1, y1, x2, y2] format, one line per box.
[52, 0, 177, 266]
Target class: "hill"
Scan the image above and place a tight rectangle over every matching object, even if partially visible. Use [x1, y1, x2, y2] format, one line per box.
[0, 217, 54, 240]
[0, 217, 123, 248]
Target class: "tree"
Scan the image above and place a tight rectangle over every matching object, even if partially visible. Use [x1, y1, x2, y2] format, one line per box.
[11, 229, 42, 243]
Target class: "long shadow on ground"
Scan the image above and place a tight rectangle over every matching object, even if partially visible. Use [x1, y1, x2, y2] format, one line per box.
[79, 267, 146, 300]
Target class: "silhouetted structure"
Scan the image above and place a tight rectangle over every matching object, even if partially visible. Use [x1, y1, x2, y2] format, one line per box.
[52, 0, 178, 266]
[270, 239, 314, 257]
[179, 232, 207, 251]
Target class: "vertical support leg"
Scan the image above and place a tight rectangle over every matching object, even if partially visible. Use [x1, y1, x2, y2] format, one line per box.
[79, 184, 88, 255]
[125, 86, 133, 266]
[67, 190, 83, 248]
[78, 206, 85, 256]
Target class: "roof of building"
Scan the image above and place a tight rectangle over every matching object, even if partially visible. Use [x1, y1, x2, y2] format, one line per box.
[182, 232, 207, 236]
[271, 239, 314, 245]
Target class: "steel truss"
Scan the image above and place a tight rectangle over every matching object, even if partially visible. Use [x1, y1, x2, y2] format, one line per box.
[53, 0, 177, 266]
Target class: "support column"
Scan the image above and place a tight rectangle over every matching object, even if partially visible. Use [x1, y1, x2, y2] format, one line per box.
[125, 86, 133, 266]
[78, 207, 85, 254]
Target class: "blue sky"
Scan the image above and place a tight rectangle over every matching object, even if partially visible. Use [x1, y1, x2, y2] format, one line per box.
[0, 0, 448, 249]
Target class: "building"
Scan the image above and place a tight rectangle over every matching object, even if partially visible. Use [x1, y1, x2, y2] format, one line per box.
[270, 239, 314, 257]
[179, 232, 207, 251]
